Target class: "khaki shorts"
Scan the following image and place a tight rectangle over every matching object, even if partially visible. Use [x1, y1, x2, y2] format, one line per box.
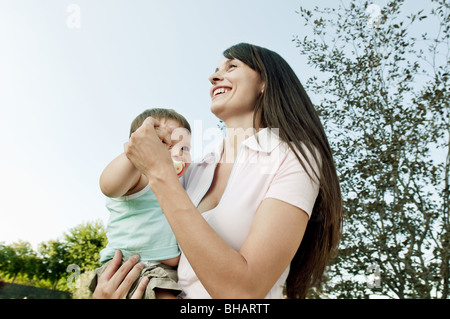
[88, 259, 181, 299]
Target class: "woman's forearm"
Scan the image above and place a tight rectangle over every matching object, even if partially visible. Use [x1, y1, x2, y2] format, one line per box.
[149, 167, 254, 298]
[123, 117, 269, 297]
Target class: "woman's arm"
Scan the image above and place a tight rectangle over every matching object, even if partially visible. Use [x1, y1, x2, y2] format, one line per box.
[125, 118, 309, 298]
[151, 171, 308, 298]
[99, 152, 146, 198]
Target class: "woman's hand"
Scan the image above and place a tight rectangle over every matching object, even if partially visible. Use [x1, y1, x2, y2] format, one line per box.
[92, 250, 149, 299]
[124, 117, 174, 180]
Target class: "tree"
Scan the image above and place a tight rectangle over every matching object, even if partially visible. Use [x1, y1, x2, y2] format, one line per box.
[0, 221, 107, 292]
[63, 220, 107, 272]
[0, 241, 37, 283]
[37, 220, 107, 290]
[38, 240, 70, 289]
[294, 0, 449, 298]
[62, 220, 107, 296]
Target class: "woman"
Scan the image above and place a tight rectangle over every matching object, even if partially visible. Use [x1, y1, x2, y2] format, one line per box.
[93, 43, 343, 299]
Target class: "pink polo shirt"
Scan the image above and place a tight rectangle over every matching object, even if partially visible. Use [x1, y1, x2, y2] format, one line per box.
[177, 128, 320, 299]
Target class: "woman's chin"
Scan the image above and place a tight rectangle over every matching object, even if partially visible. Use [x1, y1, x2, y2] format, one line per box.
[210, 103, 226, 120]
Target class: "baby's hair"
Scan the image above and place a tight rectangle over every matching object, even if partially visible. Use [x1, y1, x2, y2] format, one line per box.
[129, 108, 191, 137]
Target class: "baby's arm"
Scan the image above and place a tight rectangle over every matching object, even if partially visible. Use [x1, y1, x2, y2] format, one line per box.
[99, 152, 148, 198]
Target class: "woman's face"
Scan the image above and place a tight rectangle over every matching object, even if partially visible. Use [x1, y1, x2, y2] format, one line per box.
[208, 58, 264, 125]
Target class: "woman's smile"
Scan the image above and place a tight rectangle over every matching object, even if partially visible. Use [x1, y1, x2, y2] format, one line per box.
[211, 86, 233, 99]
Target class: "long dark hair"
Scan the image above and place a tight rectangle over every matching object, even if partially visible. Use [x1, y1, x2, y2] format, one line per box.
[223, 43, 343, 298]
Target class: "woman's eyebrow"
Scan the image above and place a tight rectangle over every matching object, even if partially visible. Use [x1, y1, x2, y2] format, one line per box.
[214, 59, 234, 73]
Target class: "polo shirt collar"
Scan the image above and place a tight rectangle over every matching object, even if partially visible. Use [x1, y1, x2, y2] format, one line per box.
[200, 128, 282, 164]
[242, 127, 282, 153]
[201, 138, 224, 164]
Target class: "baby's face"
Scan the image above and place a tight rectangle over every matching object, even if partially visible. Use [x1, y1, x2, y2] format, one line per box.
[170, 135, 191, 177]
[158, 118, 191, 177]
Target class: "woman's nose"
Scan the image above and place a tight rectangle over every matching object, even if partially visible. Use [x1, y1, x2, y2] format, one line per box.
[208, 70, 223, 84]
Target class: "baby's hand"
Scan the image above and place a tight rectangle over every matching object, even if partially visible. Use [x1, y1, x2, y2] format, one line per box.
[173, 160, 185, 176]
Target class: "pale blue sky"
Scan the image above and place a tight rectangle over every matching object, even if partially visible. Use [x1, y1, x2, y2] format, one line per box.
[0, 0, 316, 248]
[0, 0, 434, 248]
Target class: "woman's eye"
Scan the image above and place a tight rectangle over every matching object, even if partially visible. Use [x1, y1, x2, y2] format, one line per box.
[229, 64, 237, 69]
[181, 146, 190, 152]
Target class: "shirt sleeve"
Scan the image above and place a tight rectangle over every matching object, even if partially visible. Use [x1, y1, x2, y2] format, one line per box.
[263, 147, 320, 218]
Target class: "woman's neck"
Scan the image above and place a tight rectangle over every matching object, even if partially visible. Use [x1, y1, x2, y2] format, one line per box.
[221, 116, 259, 164]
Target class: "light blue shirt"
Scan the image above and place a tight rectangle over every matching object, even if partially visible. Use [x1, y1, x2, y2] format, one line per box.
[100, 185, 180, 263]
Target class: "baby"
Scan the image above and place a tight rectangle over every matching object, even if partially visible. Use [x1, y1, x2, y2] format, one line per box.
[89, 108, 191, 299]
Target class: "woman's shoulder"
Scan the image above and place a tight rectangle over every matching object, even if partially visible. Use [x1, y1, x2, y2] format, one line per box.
[277, 141, 321, 181]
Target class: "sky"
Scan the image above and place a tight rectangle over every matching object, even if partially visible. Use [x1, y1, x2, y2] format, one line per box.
[0, 0, 317, 248]
[0, 0, 436, 249]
